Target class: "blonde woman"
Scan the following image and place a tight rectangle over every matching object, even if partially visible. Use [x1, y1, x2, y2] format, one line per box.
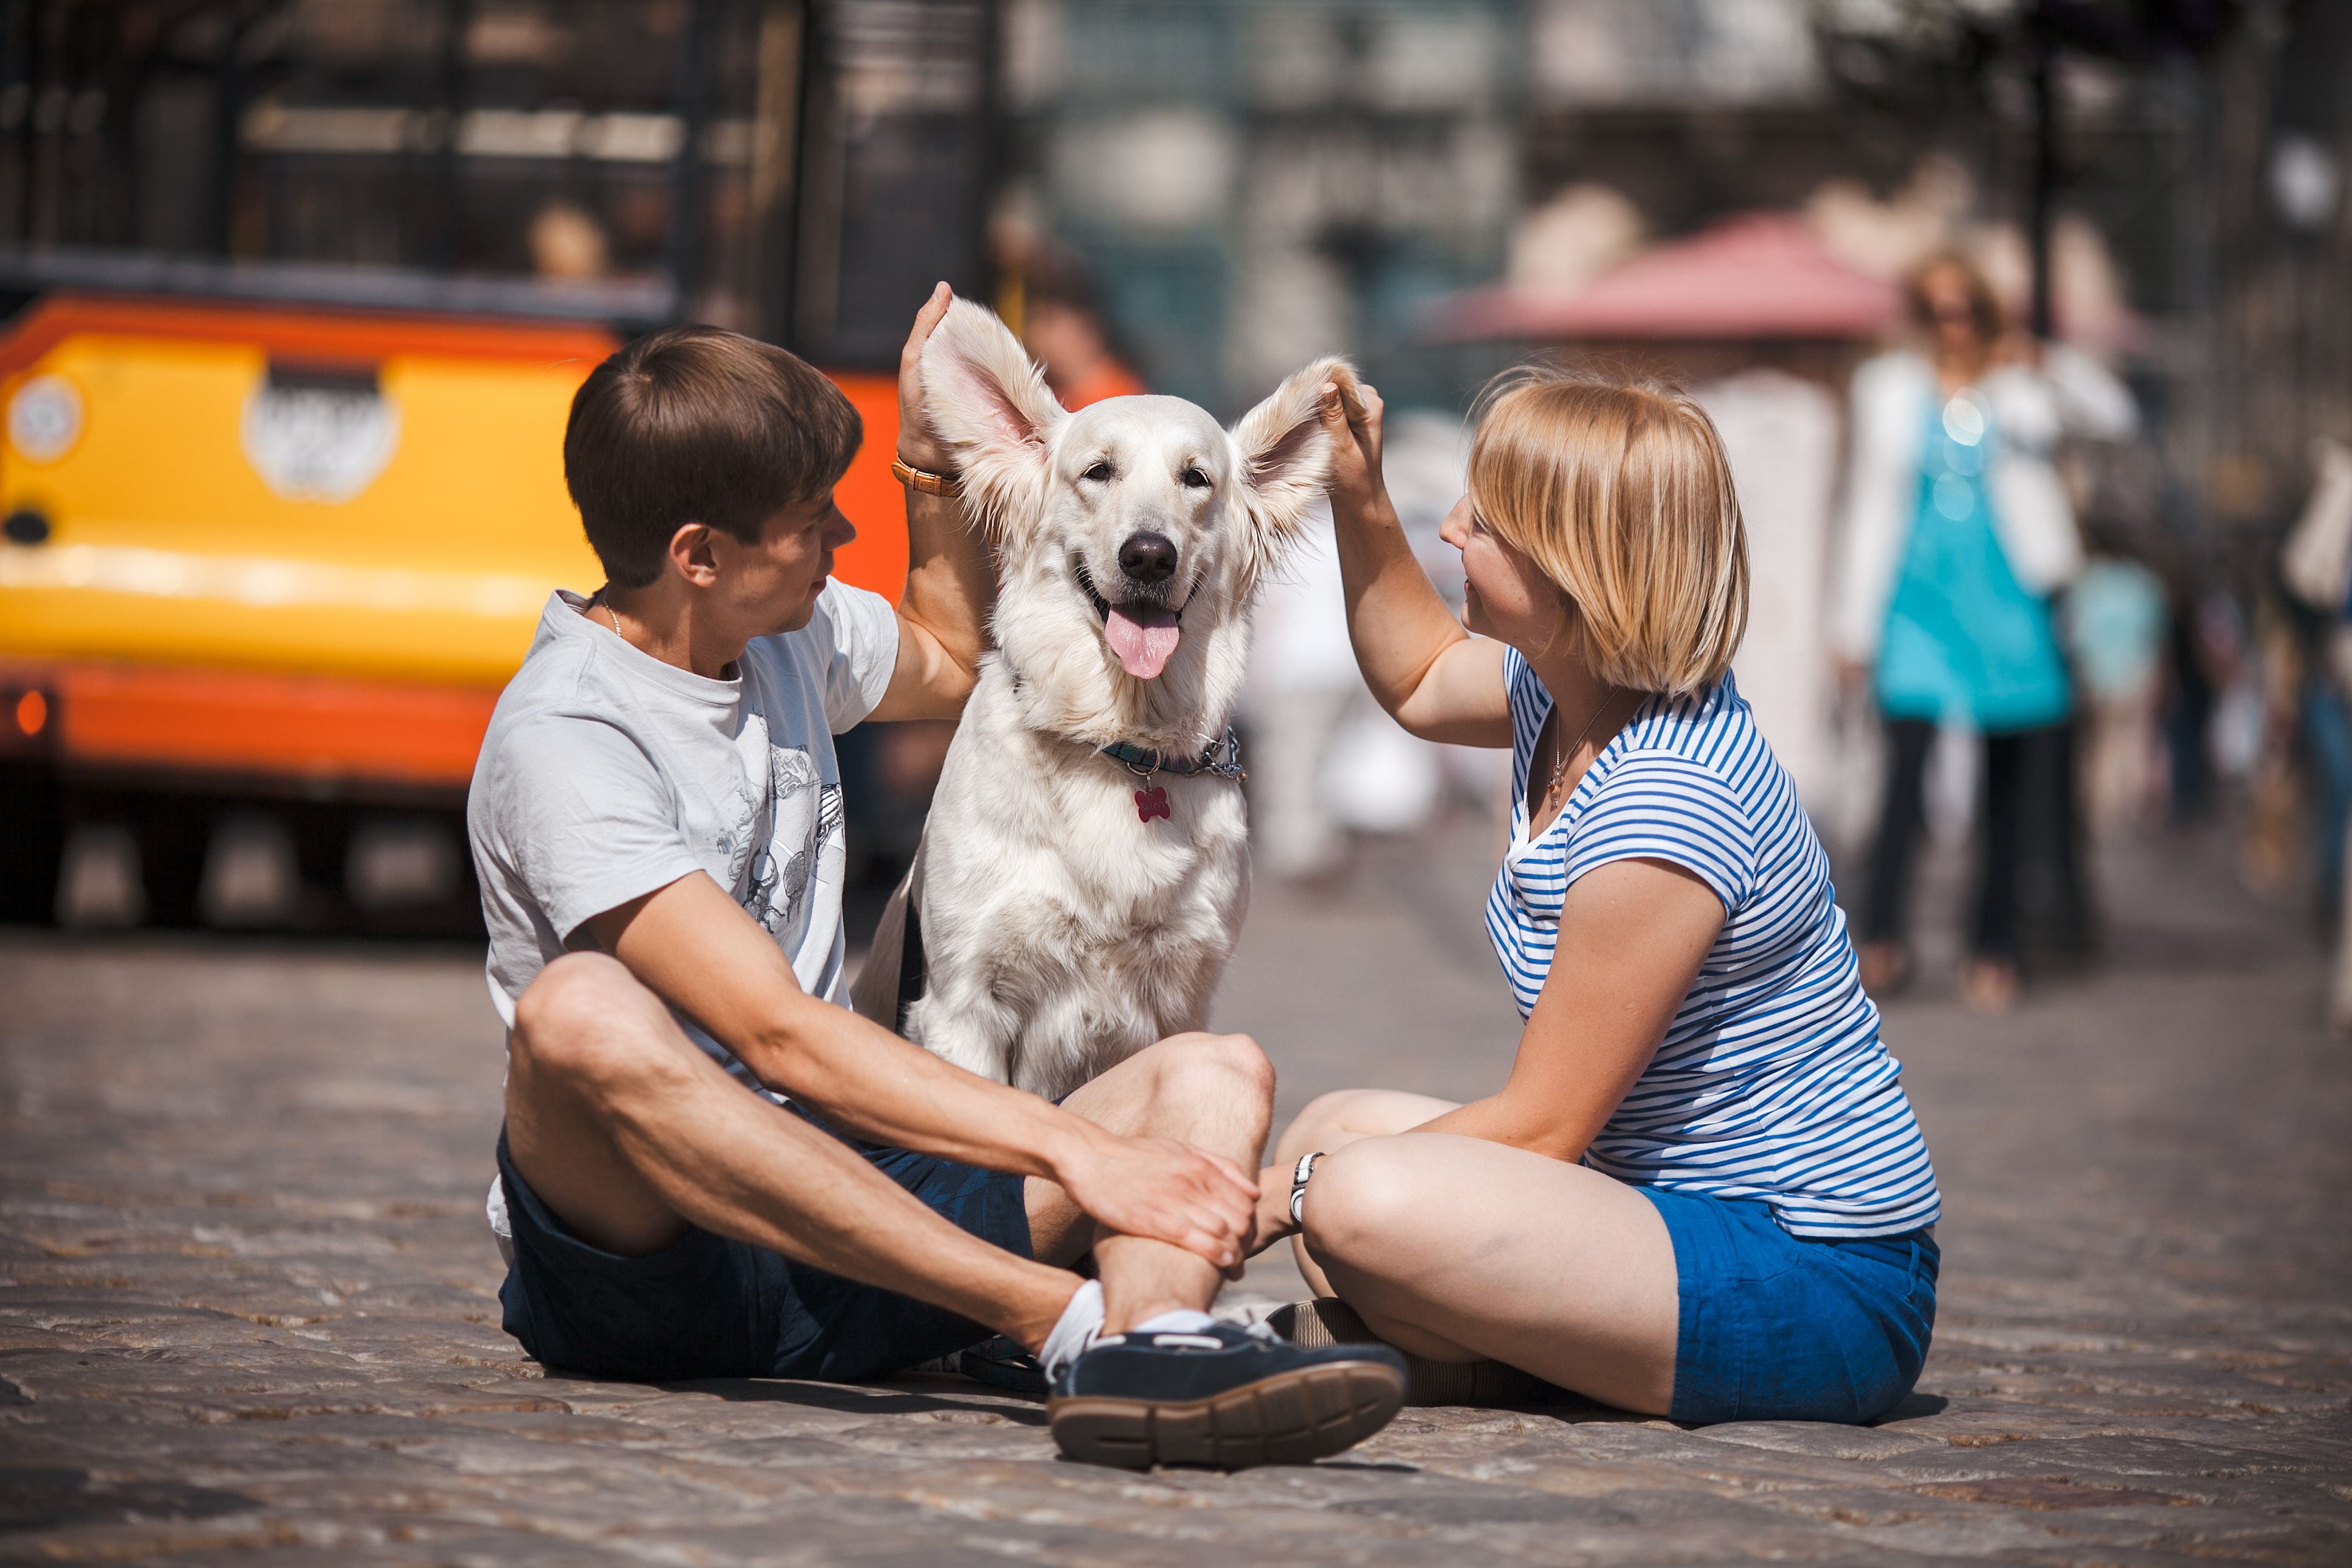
[1251, 372, 1941, 1424]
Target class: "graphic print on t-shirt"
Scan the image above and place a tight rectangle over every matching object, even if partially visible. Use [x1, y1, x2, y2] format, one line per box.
[741, 744, 844, 942]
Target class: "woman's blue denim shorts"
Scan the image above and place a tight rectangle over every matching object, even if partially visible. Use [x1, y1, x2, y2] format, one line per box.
[1636, 1185, 1938, 1425]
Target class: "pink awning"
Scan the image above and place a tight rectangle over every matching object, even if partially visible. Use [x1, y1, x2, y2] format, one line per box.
[1429, 213, 1901, 343]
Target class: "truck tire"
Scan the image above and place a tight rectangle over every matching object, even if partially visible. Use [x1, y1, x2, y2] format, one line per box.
[135, 794, 217, 930]
[0, 764, 66, 925]
[284, 801, 355, 932]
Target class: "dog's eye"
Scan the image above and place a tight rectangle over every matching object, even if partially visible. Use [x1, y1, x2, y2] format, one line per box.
[1082, 461, 1114, 483]
[1181, 467, 1212, 490]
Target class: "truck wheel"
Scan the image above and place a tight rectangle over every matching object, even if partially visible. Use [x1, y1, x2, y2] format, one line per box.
[0, 764, 66, 925]
[284, 801, 357, 933]
[135, 795, 217, 930]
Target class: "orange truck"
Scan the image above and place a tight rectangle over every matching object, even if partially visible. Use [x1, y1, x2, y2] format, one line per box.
[0, 289, 913, 927]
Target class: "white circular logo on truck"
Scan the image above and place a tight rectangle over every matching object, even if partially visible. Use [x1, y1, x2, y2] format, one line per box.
[8, 375, 83, 462]
[241, 367, 401, 503]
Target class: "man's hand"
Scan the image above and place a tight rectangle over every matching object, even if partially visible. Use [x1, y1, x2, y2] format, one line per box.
[870, 281, 993, 722]
[592, 872, 1253, 1273]
[1054, 1128, 1260, 1271]
[897, 281, 956, 473]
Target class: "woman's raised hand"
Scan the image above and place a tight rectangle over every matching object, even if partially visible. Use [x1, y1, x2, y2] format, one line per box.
[1313, 366, 1509, 746]
[1318, 373, 1389, 523]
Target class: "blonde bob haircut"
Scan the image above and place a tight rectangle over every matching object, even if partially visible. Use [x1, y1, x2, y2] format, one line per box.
[1466, 369, 1749, 697]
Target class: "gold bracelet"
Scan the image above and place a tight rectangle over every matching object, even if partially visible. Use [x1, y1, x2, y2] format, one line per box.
[891, 457, 962, 496]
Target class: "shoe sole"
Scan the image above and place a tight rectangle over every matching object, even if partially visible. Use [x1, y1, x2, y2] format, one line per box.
[1048, 1358, 1406, 1470]
[1269, 1299, 1575, 1408]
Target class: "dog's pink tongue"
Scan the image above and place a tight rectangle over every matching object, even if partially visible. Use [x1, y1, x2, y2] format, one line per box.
[1104, 604, 1181, 680]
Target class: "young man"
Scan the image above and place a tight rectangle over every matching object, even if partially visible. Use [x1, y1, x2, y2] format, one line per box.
[466, 286, 1405, 1469]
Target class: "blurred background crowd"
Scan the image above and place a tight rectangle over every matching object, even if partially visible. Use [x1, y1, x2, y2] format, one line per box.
[2, 0, 2349, 1021]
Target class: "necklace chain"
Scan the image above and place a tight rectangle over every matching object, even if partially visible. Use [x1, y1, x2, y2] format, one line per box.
[1541, 688, 1620, 808]
[590, 587, 623, 638]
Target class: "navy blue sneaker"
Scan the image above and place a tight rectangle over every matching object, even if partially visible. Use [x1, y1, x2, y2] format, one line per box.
[1048, 1319, 1408, 1469]
[957, 1335, 1050, 1396]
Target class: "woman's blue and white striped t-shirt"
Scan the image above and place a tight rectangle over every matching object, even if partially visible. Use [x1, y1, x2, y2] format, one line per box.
[1486, 650, 1939, 1238]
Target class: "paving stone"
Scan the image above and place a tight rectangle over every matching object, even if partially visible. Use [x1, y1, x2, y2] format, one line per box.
[2, 824, 2347, 1561]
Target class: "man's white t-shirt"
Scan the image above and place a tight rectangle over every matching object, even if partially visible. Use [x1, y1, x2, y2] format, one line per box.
[467, 584, 900, 1236]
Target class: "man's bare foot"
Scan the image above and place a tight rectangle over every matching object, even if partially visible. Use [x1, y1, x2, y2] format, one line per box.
[1958, 957, 2019, 1014]
[1858, 941, 1912, 998]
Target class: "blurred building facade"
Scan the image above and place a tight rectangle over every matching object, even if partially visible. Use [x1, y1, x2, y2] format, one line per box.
[5, 0, 2347, 927]
[997, 0, 1519, 416]
[998, 0, 2346, 540]
[0, 0, 997, 363]
[1001, 1, 2347, 869]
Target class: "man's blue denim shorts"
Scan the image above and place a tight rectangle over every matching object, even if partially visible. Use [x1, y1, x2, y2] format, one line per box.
[1636, 1185, 1938, 1425]
[494, 1104, 1033, 1384]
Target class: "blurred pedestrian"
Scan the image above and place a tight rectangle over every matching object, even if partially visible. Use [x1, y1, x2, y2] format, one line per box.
[1834, 253, 2136, 1011]
[528, 202, 611, 280]
[1019, 275, 1146, 411]
[1245, 414, 1464, 883]
[1695, 369, 1842, 814]
[2061, 539, 2169, 836]
[2278, 436, 2352, 1026]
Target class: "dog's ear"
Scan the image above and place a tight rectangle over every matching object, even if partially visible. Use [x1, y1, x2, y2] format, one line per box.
[919, 298, 1065, 535]
[1231, 355, 1349, 563]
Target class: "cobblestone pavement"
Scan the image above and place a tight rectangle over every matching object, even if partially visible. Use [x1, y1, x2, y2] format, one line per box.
[3, 819, 2348, 1564]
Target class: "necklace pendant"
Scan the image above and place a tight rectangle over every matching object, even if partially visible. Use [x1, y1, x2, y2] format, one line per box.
[1135, 785, 1171, 823]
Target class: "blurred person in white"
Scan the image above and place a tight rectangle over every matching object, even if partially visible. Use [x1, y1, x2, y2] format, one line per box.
[1693, 371, 1842, 815]
[1834, 253, 2135, 1012]
[1245, 414, 1465, 882]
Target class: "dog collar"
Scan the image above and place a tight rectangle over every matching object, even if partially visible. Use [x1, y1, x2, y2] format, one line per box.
[1100, 728, 1246, 783]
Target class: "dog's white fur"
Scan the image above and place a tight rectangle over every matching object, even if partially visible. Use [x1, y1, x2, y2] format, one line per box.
[850, 300, 1344, 1100]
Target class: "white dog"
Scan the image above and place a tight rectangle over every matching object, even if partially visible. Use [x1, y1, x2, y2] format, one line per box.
[850, 301, 1343, 1100]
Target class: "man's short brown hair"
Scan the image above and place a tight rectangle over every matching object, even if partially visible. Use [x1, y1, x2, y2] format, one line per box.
[564, 325, 862, 588]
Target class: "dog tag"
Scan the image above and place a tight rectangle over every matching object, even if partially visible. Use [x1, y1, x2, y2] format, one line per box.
[1134, 785, 1171, 823]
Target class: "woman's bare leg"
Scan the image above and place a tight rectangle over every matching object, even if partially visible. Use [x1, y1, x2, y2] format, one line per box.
[1273, 1089, 1461, 1296]
[1298, 1130, 1680, 1414]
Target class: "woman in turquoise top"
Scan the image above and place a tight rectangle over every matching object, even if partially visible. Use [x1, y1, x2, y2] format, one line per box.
[1837, 255, 2132, 1010]
[1874, 395, 2073, 732]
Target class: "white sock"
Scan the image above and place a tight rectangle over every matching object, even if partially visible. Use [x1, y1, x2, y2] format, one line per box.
[1039, 1279, 1104, 1377]
[1131, 1308, 1216, 1335]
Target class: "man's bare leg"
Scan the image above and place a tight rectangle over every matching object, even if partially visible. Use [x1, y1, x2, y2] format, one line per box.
[1028, 1039, 1411, 1472]
[1025, 1033, 1275, 1334]
[505, 952, 1081, 1350]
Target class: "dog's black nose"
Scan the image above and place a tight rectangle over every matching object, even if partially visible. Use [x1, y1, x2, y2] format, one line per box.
[1118, 532, 1178, 586]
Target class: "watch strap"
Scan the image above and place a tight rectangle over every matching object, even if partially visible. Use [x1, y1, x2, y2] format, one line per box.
[890, 457, 962, 496]
[1288, 1150, 1325, 1226]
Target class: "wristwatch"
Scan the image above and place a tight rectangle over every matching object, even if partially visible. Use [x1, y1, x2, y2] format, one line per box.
[890, 457, 961, 496]
[1288, 1150, 1325, 1226]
